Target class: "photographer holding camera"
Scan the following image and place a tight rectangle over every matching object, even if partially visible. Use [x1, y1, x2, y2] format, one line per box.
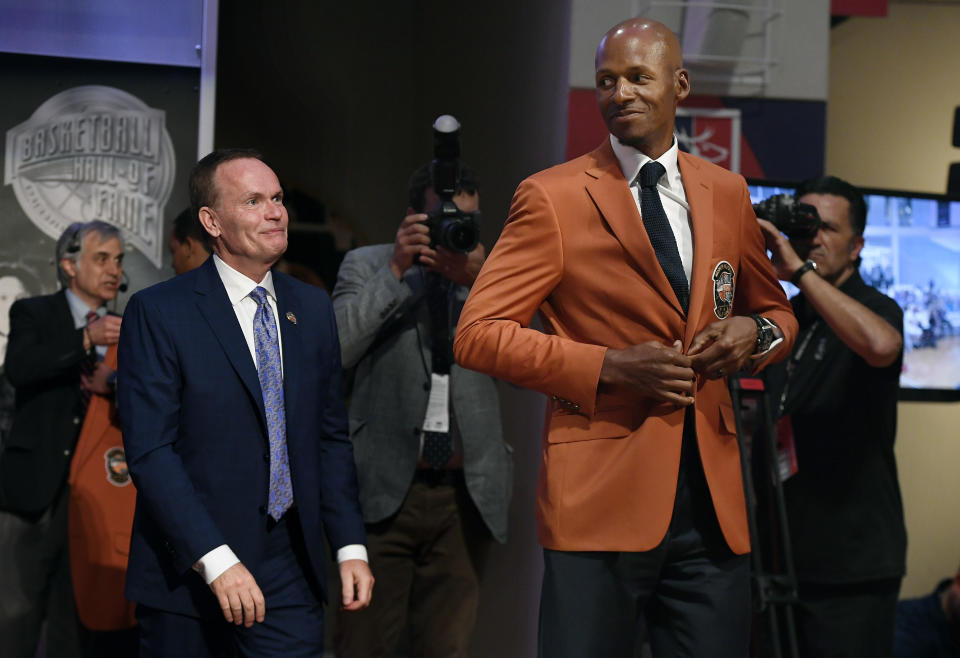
[331, 117, 512, 658]
[757, 175, 906, 658]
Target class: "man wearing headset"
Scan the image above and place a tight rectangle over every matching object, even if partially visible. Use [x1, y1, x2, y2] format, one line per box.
[0, 220, 124, 658]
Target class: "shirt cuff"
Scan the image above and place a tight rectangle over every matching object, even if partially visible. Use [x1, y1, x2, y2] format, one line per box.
[336, 544, 368, 563]
[193, 544, 240, 585]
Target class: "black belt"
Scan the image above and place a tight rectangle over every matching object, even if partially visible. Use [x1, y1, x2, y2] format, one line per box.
[413, 468, 463, 487]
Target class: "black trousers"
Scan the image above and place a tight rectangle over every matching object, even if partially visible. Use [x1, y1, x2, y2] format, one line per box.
[538, 414, 751, 658]
[0, 485, 83, 658]
[795, 578, 902, 658]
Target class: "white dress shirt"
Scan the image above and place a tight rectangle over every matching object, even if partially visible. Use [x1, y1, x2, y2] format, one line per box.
[194, 255, 366, 585]
[610, 133, 694, 283]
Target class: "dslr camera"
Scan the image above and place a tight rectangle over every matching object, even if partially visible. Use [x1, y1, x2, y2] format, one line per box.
[753, 193, 821, 239]
[423, 115, 480, 253]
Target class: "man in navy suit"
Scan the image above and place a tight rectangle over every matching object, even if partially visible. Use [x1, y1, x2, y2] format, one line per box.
[118, 149, 373, 656]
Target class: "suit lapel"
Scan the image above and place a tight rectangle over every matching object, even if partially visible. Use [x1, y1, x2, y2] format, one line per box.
[193, 259, 266, 424]
[585, 142, 685, 316]
[273, 273, 301, 419]
[403, 266, 432, 371]
[678, 152, 715, 346]
[54, 289, 74, 326]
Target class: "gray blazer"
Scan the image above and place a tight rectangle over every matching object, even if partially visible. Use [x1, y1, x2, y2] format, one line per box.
[333, 244, 513, 542]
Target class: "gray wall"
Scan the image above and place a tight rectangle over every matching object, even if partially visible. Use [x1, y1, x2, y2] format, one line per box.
[568, 0, 830, 99]
[215, 2, 572, 656]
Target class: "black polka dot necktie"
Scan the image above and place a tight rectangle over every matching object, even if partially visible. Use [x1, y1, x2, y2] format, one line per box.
[422, 273, 452, 470]
[637, 160, 689, 313]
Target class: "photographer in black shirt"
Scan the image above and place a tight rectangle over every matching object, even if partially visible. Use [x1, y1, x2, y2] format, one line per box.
[757, 176, 906, 658]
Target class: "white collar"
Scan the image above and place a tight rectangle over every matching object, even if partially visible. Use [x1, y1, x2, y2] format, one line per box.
[610, 134, 681, 187]
[212, 254, 277, 307]
[609, 134, 689, 211]
[64, 288, 104, 325]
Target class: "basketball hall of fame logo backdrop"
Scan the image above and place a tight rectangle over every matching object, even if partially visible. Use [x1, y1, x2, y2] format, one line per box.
[4, 86, 175, 268]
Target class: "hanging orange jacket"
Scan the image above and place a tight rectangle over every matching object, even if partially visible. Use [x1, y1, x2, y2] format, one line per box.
[68, 343, 137, 630]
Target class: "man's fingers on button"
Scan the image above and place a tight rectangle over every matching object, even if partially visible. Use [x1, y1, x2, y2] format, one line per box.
[687, 337, 708, 355]
[664, 392, 693, 407]
[668, 378, 695, 394]
[666, 359, 695, 375]
[664, 347, 691, 363]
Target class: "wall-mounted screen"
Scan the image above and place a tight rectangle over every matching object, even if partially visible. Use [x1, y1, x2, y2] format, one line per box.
[748, 181, 960, 401]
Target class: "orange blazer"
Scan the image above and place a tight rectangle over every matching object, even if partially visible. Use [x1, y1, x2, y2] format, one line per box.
[68, 344, 137, 630]
[454, 141, 797, 555]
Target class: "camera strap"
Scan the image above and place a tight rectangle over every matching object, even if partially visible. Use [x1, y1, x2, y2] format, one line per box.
[777, 319, 822, 417]
[771, 318, 821, 482]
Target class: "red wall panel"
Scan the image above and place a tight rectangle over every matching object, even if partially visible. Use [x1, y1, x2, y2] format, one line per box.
[831, 0, 888, 17]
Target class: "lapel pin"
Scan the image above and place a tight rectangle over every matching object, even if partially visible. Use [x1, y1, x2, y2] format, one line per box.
[285, 311, 297, 325]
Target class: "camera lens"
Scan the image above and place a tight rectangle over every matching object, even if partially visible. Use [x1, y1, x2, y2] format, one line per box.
[441, 219, 479, 253]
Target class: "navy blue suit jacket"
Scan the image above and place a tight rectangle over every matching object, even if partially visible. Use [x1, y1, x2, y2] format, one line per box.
[118, 257, 365, 618]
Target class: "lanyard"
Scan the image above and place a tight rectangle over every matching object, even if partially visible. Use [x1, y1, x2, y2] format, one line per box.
[777, 319, 822, 417]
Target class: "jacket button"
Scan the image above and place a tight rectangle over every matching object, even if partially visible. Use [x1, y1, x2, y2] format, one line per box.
[412, 427, 419, 435]
[423, 381, 430, 391]
[263, 453, 270, 463]
[259, 505, 267, 515]
[63, 449, 71, 457]
[72, 416, 81, 425]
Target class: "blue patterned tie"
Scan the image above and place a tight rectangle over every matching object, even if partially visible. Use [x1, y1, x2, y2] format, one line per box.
[250, 286, 293, 520]
[638, 161, 689, 313]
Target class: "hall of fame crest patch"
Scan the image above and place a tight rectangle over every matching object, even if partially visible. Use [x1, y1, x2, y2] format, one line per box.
[3, 85, 175, 268]
[104, 446, 131, 487]
[712, 260, 735, 319]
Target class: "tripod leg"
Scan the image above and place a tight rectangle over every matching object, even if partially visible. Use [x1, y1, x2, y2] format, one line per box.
[727, 377, 782, 658]
[760, 392, 800, 658]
